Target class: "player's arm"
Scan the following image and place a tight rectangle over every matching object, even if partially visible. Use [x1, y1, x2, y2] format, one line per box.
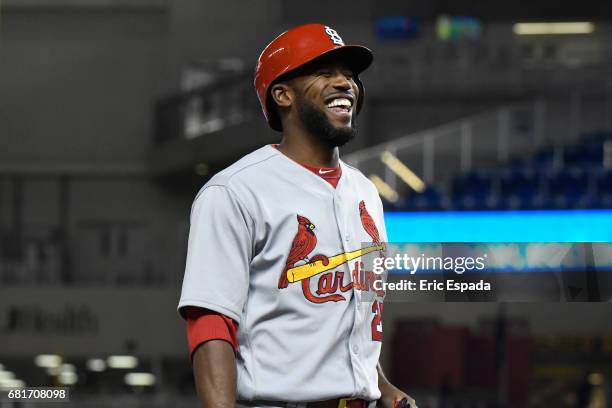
[192, 340, 236, 408]
[184, 306, 239, 408]
[377, 362, 417, 408]
[179, 186, 252, 406]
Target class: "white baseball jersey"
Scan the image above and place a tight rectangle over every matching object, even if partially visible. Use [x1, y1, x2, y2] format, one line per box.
[178, 145, 387, 402]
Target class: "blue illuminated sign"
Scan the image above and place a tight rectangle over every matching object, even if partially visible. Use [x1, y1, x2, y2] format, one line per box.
[384, 210, 612, 242]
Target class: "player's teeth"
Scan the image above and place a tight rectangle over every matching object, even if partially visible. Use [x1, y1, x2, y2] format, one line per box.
[327, 98, 351, 108]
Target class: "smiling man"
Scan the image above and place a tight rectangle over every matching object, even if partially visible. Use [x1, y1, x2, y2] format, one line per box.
[178, 24, 416, 408]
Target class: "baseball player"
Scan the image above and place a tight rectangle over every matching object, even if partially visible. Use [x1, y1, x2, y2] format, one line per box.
[178, 24, 416, 408]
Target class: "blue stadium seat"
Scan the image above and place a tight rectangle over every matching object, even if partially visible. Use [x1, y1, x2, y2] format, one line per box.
[530, 193, 550, 210]
[452, 193, 487, 210]
[532, 194, 581, 210]
[504, 194, 530, 210]
[408, 187, 450, 211]
[383, 199, 410, 212]
[452, 170, 492, 198]
[547, 168, 589, 197]
[532, 150, 556, 170]
[596, 169, 612, 193]
[585, 130, 612, 144]
[499, 168, 540, 197]
[389, 130, 612, 212]
[563, 142, 603, 166]
[483, 194, 503, 210]
[580, 193, 612, 209]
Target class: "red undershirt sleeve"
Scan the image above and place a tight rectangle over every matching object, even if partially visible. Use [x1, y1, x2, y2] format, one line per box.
[184, 307, 239, 361]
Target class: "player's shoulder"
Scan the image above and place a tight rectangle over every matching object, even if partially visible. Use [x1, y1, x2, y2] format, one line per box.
[341, 160, 378, 195]
[341, 159, 366, 179]
[198, 145, 280, 193]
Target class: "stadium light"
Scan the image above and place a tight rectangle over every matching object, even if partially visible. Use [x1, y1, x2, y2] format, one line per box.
[60, 364, 75, 373]
[125, 372, 156, 387]
[513, 22, 595, 35]
[107, 355, 138, 369]
[589, 373, 604, 386]
[380, 151, 426, 193]
[86, 358, 107, 372]
[34, 354, 62, 368]
[369, 175, 399, 203]
[0, 379, 25, 389]
[58, 372, 78, 385]
[46, 367, 60, 376]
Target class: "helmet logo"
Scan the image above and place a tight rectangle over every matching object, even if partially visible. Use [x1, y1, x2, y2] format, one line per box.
[324, 26, 344, 46]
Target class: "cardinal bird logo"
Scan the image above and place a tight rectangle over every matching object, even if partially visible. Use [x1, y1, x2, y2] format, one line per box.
[359, 200, 384, 257]
[278, 215, 318, 289]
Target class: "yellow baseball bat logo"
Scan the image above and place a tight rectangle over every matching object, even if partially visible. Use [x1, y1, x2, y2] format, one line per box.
[286, 244, 385, 283]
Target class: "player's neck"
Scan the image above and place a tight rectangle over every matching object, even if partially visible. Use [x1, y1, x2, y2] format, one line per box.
[277, 132, 339, 168]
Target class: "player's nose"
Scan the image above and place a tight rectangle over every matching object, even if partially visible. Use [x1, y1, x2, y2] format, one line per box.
[331, 76, 352, 91]
[327, 69, 353, 90]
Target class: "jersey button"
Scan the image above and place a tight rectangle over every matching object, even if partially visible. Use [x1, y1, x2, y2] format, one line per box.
[352, 344, 359, 354]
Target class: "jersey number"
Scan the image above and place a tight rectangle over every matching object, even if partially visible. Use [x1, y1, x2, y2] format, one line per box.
[371, 300, 383, 341]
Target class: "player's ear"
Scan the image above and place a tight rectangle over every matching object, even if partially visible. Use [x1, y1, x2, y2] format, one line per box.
[270, 83, 293, 109]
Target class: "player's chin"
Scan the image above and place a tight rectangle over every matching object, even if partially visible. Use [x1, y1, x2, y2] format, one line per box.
[325, 124, 357, 147]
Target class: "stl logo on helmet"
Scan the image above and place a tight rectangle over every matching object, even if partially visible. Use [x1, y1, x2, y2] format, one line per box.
[324, 26, 344, 46]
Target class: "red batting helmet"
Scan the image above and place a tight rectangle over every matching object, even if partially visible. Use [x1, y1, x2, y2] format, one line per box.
[254, 23, 373, 131]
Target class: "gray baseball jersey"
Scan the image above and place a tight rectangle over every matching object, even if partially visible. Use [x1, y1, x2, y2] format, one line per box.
[178, 145, 387, 402]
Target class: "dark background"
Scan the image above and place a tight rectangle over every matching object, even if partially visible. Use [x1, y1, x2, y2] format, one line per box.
[1, 1, 611, 407]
